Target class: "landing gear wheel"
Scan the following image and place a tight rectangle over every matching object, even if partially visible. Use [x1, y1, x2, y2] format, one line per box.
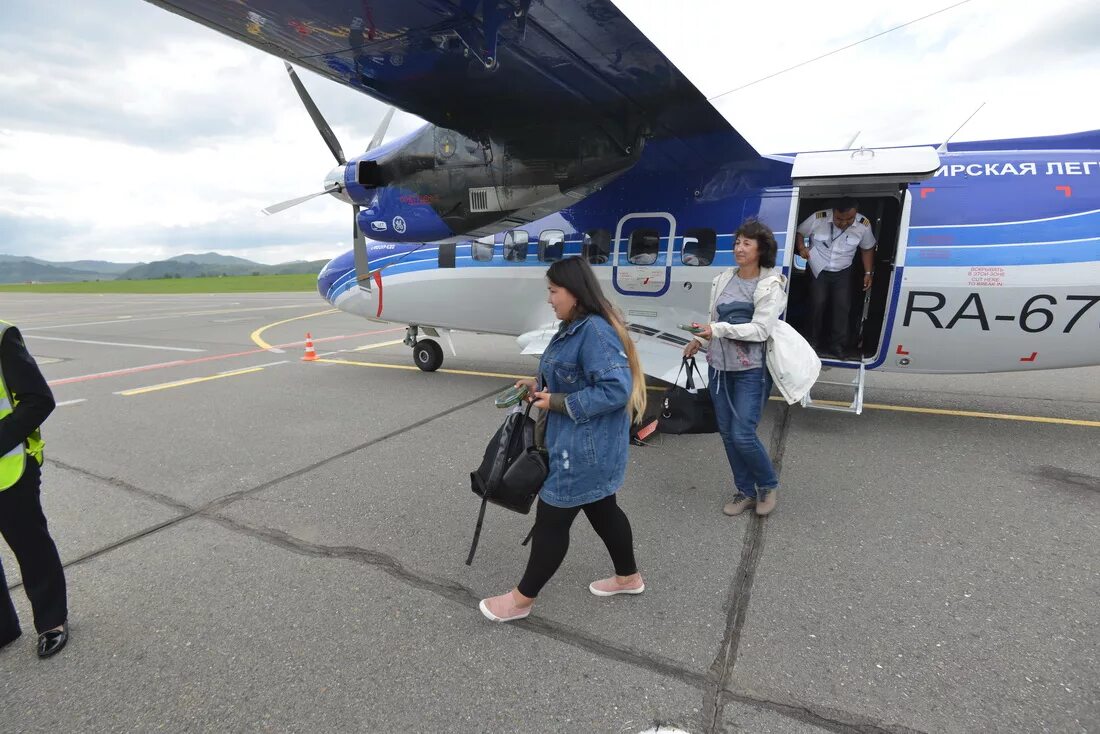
[413, 339, 444, 372]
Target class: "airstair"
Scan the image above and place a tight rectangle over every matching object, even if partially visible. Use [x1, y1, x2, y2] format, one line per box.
[801, 360, 866, 415]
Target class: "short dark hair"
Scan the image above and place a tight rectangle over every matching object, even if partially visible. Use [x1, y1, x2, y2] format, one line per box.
[734, 219, 778, 268]
[833, 196, 859, 213]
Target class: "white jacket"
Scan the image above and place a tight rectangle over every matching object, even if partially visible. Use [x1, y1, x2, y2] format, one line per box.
[693, 267, 821, 404]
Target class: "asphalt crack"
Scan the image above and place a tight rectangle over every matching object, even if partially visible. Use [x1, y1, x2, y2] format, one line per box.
[702, 402, 793, 734]
[1034, 465, 1100, 494]
[721, 689, 928, 734]
[204, 512, 711, 692]
[9, 394, 927, 734]
[7, 387, 500, 590]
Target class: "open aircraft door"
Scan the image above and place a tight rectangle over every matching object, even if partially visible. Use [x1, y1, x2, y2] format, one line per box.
[786, 146, 940, 413]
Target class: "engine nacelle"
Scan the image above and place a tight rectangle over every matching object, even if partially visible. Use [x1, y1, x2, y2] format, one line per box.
[344, 122, 641, 244]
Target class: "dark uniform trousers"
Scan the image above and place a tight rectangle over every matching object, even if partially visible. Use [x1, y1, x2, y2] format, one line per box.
[0, 460, 67, 637]
[810, 266, 854, 354]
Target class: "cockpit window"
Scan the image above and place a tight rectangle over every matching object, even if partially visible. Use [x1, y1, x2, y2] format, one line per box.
[471, 242, 494, 261]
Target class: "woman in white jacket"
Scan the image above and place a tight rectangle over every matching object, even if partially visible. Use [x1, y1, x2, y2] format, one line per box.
[683, 220, 788, 517]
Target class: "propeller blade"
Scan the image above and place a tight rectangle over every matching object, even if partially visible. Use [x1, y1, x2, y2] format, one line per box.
[261, 183, 340, 215]
[352, 205, 371, 289]
[283, 62, 345, 165]
[367, 107, 396, 152]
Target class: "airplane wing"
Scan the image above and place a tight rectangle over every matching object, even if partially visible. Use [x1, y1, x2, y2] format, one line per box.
[144, 0, 757, 167]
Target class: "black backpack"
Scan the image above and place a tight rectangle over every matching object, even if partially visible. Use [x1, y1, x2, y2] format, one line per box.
[467, 400, 547, 565]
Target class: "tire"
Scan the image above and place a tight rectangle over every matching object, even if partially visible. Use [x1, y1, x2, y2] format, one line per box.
[413, 339, 444, 372]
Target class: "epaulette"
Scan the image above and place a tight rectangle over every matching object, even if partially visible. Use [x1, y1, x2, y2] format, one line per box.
[858, 215, 870, 226]
[815, 211, 828, 219]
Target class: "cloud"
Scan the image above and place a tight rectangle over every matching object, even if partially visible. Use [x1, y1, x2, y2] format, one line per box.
[2, 0, 1098, 265]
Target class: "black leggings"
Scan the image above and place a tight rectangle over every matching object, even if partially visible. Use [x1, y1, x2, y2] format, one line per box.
[517, 494, 637, 598]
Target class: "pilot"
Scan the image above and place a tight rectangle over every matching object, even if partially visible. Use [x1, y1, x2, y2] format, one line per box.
[0, 319, 69, 658]
[794, 197, 876, 358]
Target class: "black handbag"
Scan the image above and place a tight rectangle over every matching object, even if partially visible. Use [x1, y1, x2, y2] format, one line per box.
[467, 393, 548, 565]
[657, 357, 718, 435]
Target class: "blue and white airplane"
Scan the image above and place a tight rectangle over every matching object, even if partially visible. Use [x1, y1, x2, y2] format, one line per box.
[146, 0, 1100, 411]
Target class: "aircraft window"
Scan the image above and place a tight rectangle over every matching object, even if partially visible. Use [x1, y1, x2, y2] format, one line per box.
[628, 228, 661, 265]
[504, 230, 529, 262]
[471, 242, 494, 262]
[682, 228, 716, 266]
[538, 230, 565, 262]
[583, 229, 610, 264]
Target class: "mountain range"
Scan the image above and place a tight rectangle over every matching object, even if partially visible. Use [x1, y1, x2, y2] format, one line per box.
[0, 253, 329, 284]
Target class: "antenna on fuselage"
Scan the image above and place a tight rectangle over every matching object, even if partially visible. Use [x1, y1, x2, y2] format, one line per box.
[937, 102, 986, 153]
[845, 131, 861, 149]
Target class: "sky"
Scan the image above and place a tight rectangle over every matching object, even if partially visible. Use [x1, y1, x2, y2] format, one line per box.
[1, 0, 1098, 265]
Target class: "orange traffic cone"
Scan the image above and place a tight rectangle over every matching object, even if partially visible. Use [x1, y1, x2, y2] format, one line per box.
[302, 332, 318, 362]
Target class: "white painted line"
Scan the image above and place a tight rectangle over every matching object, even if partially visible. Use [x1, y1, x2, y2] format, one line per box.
[353, 339, 406, 352]
[269, 348, 286, 354]
[22, 303, 315, 331]
[248, 359, 290, 369]
[56, 399, 87, 407]
[25, 335, 206, 353]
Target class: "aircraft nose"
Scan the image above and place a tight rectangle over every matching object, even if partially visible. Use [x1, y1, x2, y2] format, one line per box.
[317, 250, 357, 304]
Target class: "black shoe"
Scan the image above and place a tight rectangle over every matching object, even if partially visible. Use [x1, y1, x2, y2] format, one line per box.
[36, 625, 68, 658]
[0, 629, 20, 650]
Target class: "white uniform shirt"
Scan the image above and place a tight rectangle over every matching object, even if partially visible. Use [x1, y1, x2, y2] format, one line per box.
[796, 210, 876, 277]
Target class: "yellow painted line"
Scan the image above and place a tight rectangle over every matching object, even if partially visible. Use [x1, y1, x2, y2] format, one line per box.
[317, 357, 1097, 427]
[250, 309, 338, 351]
[315, 358, 528, 380]
[118, 367, 265, 396]
[773, 396, 1100, 428]
[353, 339, 406, 352]
[319, 357, 676, 392]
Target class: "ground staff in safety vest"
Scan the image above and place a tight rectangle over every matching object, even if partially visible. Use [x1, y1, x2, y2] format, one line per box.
[0, 319, 68, 658]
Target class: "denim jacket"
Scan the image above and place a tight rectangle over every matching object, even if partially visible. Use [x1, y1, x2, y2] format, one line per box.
[538, 314, 632, 508]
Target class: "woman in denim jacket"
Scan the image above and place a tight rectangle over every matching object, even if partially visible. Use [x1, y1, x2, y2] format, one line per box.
[683, 220, 786, 518]
[480, 258, 648, 623]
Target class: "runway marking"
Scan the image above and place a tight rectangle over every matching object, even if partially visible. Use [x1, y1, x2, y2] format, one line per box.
[321, 358, 1100, 426]
[117, 367, 265, 396]
[251, 309, 338, 350]
[47, 328, 403, 387]
[774, 397, 1100, 428]
[26, 335, 206, 352]
[316, 357, 669, 393]
[23, 303, 317, 331]
[315, 357, 528, 380]
[353, 339, 405, 351]
[56, 399, 87, 407]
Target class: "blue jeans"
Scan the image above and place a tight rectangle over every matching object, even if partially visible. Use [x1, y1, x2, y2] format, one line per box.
[708, 367, 778, 499]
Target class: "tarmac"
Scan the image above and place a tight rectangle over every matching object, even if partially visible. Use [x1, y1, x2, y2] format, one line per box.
[0, 292, 1097, 733]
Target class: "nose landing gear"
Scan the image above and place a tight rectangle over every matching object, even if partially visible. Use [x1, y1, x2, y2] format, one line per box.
[405, 325, 444, 372]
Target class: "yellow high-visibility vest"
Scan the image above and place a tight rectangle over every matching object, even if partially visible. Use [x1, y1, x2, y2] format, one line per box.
[0, 320, 45, 491]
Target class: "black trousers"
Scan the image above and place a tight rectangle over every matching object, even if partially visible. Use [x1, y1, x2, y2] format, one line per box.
[517, 494, 637, 598]
[810, 267, 854, 354]
[0, 461, 68, 637]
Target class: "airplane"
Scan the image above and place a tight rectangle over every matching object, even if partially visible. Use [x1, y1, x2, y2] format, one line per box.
[145, 0, 1100, 414]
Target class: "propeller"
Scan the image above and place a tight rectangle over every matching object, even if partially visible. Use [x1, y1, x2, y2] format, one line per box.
[262, 182, 342, 216]
[284, 62, 345, 165]
[261, 62, 398, 292]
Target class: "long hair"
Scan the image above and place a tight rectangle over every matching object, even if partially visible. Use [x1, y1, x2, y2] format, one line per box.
[546, 257, 647, 423]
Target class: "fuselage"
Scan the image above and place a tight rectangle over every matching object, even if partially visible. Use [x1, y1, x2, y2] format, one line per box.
[319, 131, 1100, 374]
